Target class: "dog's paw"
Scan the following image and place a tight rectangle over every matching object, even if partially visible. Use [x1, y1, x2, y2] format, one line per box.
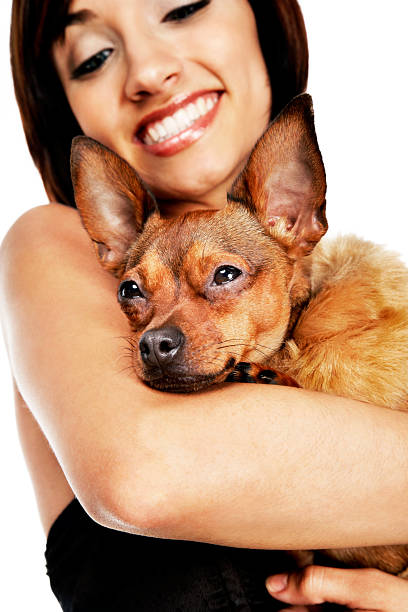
[225, 362, 300, 387]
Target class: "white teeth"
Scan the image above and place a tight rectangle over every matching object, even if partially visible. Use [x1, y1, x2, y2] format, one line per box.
[196, 97, 207, 115]
[173, 108, 191, 131]
[206, 97, 215, 111]
[186, 103, 200, 121]
[147, 125, 160, 141]
[142, 94, 219, 145]
[163, 115, 178, 136]
[156, 122, 167, 138]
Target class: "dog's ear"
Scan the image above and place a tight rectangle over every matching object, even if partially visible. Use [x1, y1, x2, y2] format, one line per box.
[229, 94, 327, 258]
[71, 136, 157, 277]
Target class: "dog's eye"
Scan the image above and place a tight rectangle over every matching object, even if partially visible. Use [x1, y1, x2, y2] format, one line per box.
[213, 266, 242, 285]
[118, 280, 144, 301]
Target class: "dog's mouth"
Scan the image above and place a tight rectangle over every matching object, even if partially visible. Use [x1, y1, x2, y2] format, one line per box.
[141, 357, 236, 393]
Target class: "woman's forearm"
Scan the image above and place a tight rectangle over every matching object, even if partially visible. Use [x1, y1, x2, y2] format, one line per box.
[2, 204, 408, 550]
[123, 382, 408, 550]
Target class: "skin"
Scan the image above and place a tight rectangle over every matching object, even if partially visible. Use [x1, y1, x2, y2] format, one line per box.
[2, 0, 408, 608]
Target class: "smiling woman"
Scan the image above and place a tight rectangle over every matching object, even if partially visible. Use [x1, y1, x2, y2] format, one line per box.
[51, 0, 273, 209]
[3, 1, 408, 611]
[11, 0, 307, 207]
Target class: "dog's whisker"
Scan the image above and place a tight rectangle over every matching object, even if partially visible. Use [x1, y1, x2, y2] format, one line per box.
[215, 342, 269, 360]
[187, 347, 245, 364]
[186, 342, 238, 358]
[117, 344, 135, 355]
[217, 337, 276, 354]
[215, 339, 265, 353]
[120, 350, 137, 359]
[224, 339, 274, 357]
[218, 336, 274, 347]
[117, 364, 137, 376]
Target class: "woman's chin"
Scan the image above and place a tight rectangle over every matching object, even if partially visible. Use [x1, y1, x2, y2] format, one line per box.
[148, 159, 245, 210]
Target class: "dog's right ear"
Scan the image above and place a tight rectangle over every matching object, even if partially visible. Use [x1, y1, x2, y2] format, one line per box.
[71, 136, 157, 277]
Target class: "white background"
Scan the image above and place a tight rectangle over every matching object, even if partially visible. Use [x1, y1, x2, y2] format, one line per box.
[0, 1, 407, 609]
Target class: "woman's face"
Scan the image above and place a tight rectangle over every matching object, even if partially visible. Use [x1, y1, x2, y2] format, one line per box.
[54, 0, 271, 209]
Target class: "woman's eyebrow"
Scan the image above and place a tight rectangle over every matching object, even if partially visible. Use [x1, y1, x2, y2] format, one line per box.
[64, 9, 97, 29]
[56, 9, 97, 44]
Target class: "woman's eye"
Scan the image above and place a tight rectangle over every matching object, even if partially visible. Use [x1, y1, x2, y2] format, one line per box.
[163, 0, 210, 23]
[213, 266, 242, 286]
[71, 48, 113, 79]
[118, 280, 144, 301]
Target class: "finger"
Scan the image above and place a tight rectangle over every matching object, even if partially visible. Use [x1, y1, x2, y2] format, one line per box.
[266, 568, 330, 606]
[265, 565, 408, 610]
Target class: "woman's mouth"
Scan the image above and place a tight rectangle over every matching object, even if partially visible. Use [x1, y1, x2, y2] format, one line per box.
[135, 91, 222, 157]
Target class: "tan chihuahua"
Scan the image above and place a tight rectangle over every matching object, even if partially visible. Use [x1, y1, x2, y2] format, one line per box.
[71, 94, 408, 579]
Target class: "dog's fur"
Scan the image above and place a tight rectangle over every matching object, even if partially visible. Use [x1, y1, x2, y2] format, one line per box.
[71, 94, 408, 578]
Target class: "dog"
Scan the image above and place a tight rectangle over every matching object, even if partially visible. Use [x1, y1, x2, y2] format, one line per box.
[71, 94, 408, 581]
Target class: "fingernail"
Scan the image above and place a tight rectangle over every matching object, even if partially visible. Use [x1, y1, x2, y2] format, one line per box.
[266, 573, 288, 592]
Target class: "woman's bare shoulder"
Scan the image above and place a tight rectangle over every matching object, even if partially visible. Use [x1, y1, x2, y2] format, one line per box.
[2, 203, 86, 257]
[0, 202, 117, 302]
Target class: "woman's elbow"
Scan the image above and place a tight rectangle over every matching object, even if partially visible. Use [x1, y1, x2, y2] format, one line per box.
[82, 454, 184, 539]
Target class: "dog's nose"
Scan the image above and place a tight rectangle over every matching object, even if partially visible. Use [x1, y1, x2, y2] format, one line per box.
[139, 326, 184, 368]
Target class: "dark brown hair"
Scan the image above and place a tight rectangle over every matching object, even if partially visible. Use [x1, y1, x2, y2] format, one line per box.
[10, 0, 308, 208]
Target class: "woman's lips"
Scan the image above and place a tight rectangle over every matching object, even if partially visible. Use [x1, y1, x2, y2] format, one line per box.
[134, 91, 223, 157]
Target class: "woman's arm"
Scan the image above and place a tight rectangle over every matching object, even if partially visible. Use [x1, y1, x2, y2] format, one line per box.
[2, 203, 408, 550]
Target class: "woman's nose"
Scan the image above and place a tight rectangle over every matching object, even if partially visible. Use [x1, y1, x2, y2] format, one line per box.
[124, 44, 183, 100]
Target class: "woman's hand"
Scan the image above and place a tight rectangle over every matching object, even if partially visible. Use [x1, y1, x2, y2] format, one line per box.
[266, 565, 408, 611]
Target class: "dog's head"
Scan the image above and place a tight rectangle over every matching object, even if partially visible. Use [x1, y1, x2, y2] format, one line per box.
[71, 94, 327, 391]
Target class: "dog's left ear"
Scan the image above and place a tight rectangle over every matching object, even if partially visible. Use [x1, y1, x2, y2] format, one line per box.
[229, 94, 327, 258]
[71, 136, 157, 277]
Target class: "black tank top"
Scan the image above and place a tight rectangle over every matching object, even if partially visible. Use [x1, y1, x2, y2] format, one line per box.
[44, 498, 298, 611]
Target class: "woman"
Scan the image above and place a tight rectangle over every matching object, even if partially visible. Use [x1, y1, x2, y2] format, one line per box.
[2, 0, 408, 609]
